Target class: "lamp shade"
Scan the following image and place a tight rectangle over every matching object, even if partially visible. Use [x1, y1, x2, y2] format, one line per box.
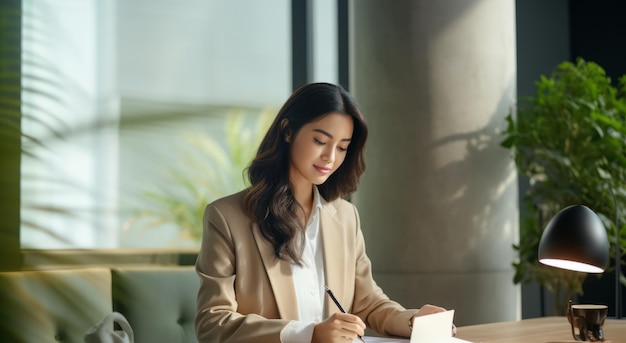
[538, 205, 610, 273]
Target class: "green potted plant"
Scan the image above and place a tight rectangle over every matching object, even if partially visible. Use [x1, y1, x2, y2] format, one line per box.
[501, 58, 626, 315]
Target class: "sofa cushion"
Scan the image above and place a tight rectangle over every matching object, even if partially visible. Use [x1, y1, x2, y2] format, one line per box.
[0, 268, 113, 343]
[112, 266, 198, 343]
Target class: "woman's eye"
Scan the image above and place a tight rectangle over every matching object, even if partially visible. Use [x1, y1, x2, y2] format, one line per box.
[314, 138, 326, 145]
[337, 146, 348, 152]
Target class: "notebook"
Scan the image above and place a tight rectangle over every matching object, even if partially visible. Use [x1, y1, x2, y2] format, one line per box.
[356, 310, 473, 343]
[409, 310, 473, 343]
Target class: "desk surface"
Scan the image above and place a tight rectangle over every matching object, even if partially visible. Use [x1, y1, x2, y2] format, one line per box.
[456, 316, 626, 343]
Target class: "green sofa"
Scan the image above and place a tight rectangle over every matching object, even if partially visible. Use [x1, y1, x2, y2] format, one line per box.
[0, 266, 198, 343]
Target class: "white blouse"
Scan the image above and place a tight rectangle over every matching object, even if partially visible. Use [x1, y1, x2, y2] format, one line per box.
[280, 187, 326, 343]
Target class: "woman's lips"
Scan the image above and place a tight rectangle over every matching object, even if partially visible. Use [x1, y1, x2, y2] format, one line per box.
[314, 165, 331, 175]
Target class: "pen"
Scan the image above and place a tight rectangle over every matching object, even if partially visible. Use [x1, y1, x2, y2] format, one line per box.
[324, 285, 365, 343]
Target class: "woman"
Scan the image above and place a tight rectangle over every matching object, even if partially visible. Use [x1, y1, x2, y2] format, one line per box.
[195, 83, 449, 343]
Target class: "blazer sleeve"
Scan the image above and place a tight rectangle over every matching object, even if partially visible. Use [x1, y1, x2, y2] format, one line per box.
[348, 203, 417, 337]
[194, 198, 291, 343]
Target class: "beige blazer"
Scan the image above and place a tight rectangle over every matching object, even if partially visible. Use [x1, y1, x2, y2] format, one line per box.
[195, 190, 415, 343]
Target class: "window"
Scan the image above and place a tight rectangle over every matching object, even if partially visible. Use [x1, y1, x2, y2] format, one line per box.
[20, 0, 292, 249]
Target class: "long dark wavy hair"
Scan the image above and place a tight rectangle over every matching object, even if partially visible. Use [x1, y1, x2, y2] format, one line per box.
[243, 82, 368, 264]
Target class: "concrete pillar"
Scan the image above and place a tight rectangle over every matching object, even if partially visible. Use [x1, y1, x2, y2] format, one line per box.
[350, 0, 519, 325]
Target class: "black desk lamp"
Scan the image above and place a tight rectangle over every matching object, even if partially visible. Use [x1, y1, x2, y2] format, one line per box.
[538, 205, 622, 318]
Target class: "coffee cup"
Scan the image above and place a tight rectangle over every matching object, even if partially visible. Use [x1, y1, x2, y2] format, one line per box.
[566, 301, 608, 342]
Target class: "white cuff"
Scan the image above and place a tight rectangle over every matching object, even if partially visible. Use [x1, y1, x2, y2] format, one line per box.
[280, 320, 316, 343]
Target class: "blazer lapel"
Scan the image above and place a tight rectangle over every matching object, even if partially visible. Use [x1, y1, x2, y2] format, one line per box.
[251, 223, 299, 320]
[320, 202, 347, 316]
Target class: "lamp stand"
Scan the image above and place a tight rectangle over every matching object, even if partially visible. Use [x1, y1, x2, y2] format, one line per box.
[610, 188, 622, 319]
[616, 225, 622, 319]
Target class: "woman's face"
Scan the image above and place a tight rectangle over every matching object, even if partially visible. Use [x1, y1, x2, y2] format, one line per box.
[287, 112, 354, 189]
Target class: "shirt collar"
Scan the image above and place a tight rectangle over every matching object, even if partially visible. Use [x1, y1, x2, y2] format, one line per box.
[304, 187, 324, 240]
[312, 186, 323, 211]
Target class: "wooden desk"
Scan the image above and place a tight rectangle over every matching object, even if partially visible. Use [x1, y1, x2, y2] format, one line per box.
[457, 317, 626, 343]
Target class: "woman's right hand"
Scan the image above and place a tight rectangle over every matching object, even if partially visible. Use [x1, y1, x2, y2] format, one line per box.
[311, 313, 366, 343]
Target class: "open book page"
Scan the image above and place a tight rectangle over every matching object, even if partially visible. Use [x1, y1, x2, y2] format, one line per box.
[353, 310, 475, 343]
[448, 338, 474, 343]
[354, 336, 472, 343]
[354, 337, 408, 343]
[450, 338, 474, 343]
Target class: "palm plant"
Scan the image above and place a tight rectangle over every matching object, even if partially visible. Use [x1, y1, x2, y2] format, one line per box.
[121, 108, 274, 243]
